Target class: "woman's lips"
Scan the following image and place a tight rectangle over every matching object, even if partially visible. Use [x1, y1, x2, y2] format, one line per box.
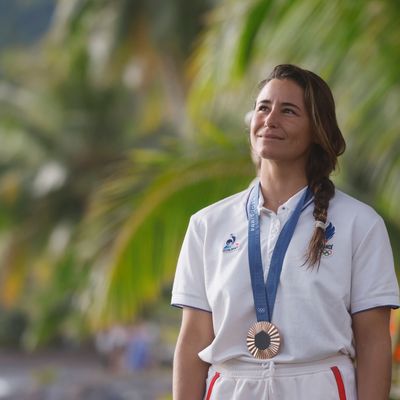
[256, 129, 284, 140]
[257, 133, 284, 140]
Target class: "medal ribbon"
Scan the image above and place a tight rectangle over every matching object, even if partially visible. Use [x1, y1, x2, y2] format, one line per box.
[247, 183, 312, 322]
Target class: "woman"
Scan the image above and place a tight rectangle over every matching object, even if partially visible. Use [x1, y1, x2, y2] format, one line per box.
[171, 64, 399, 399]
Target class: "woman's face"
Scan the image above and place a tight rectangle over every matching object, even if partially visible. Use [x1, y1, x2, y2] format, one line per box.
[250, 78, 313, 167]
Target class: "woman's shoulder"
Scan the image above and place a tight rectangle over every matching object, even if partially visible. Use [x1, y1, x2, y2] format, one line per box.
[331, 188, 383, 225]
[191, 186, 252, 223]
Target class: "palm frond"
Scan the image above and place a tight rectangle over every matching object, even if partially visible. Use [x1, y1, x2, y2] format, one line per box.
[78, 148, 254, 327]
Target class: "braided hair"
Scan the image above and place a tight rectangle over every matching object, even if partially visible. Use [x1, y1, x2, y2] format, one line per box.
[257, 64, 346, 267]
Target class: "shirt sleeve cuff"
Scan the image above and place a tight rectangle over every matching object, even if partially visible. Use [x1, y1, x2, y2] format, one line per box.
[351, 296, 400, 314]
[171, 292, 212, 313]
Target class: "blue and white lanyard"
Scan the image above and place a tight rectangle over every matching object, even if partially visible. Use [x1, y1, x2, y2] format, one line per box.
[247, 183, 313, 322]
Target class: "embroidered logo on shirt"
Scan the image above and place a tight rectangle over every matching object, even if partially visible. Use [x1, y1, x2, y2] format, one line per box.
[322, 222, 335, 257]
[223, 234, 240, 253]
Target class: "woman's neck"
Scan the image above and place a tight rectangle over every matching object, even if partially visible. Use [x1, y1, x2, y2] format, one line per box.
[259, 160, 308, 213]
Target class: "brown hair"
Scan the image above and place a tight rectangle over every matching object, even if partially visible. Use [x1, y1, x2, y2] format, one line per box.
[257, 64, 346, 267]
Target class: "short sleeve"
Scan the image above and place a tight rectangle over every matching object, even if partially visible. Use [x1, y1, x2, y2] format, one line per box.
[171, 215, 211, 312]
[351, 216, 400, 314]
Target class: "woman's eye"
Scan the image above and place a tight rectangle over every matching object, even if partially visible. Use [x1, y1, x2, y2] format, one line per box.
[257, 105, 268, 112]
[283, 108, 296, 114]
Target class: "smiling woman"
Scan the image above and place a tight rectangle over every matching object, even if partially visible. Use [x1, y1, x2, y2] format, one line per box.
[171, 64, 399, 400]
[250, 78, 313, 171]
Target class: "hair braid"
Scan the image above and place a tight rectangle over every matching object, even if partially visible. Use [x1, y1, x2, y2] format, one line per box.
[306, 177, 335, 267]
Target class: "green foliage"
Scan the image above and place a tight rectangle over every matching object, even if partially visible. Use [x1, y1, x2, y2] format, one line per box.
[0, 0, 221, 345]
[190, 0, 400, 234]
[0, 0, 399, 349]
[78, 148, 253, 327]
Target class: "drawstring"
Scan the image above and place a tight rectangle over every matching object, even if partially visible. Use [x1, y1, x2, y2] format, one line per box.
[268, 360, 276, 395]
[261, 361, 276, 397]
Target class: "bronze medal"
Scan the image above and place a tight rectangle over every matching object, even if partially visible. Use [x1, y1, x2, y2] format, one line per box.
[247, 321, 281, 359]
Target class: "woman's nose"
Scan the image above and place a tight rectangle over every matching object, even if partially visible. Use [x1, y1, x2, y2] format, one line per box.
[264, 110, 278, 128]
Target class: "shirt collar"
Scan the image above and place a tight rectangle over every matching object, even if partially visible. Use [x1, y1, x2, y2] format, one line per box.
[257, 185, 308, 215]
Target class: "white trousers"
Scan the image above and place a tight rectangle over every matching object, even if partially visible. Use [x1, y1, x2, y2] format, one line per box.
[204, 355, 356, 400]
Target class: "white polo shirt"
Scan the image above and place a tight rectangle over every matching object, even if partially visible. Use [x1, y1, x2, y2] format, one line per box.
[171, 186, 400, 364]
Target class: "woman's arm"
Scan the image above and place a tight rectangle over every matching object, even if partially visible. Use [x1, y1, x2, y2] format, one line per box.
[173, 307, 214, 400]
[352, 307, 392, 400]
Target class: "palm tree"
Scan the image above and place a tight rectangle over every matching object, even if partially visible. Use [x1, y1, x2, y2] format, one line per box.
[189, 0, 400, 227]
[2, 0, 400, 349]
[82, 0, 400, 329]
[0, 0, 219, 346]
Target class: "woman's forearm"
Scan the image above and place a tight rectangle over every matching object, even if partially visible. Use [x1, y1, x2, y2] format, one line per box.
[173, 308, 214, 400]
[173, 333, 210, 400]
[353, 308, 392, 400]
[356, 337, 391, 400]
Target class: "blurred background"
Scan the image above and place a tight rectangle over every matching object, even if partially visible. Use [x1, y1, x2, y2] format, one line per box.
[0, 0, 399, 399]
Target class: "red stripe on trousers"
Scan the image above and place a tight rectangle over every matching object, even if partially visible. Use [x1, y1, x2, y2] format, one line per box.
[331, 366, 347, 400]
[205, 372, 220, 400]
